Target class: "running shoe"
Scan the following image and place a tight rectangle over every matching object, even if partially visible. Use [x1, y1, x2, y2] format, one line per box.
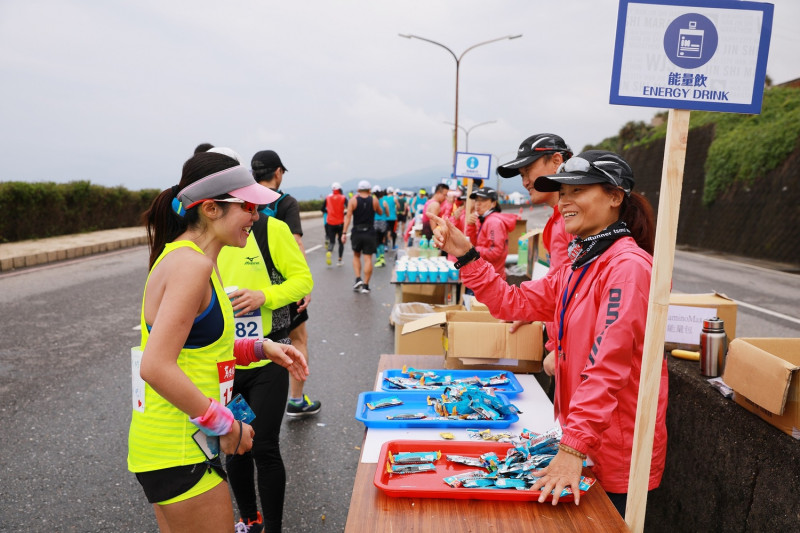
[375, 256, 385, 268]
[353, 278, 364, 291]
[235, 511, 263, 533]
[286, 395, 322, 417]
[360, 284, 371, 294]
[326, 250, 332, 265]
[337, 258, 343, 266]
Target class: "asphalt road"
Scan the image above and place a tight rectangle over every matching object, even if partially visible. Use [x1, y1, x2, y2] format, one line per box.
[0, 211, 798, 532]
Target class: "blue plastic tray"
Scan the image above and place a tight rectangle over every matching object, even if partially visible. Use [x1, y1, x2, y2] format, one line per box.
[380, 369, 524, 398]
[355, 390, 519, 429]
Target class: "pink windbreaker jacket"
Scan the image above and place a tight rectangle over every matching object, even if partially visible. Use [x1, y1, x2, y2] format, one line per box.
[459, 236, 668, 493]
[465, 211, 517, 280]
[543, 205, 571, 271]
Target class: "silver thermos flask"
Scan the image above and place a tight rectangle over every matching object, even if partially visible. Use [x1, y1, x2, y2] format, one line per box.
[700, 317, 727, 377]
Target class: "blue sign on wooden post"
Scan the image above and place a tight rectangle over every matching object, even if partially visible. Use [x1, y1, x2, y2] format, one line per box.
[610, 0, 774, 114]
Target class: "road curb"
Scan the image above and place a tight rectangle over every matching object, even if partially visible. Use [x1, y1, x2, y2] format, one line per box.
[0, 212, 323, 272]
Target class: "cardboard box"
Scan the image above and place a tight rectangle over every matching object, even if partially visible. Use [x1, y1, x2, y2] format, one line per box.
[399, 283, 447, 305]
[402, 310, 543, 373]
[392, 303, 462, 355]
[723, 338, 800, 440]
[665, 293, 737, 351]
[519, 228, 549, 279]
[507, 219, 528, 254]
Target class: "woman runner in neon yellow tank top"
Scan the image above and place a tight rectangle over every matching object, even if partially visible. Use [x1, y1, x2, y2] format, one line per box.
[130, 152, 309, 532]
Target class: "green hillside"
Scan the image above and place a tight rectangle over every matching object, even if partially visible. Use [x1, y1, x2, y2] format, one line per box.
[586, 86, 800, 205]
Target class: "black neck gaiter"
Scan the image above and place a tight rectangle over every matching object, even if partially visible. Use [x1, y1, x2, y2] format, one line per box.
[567, 220, 632, 270]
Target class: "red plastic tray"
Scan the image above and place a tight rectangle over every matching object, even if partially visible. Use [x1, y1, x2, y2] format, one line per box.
[372, 439, 573, 502]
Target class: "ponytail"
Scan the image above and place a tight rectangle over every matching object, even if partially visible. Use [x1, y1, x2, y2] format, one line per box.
[142, 152, 238, 269]
[619, 192, 655, 255]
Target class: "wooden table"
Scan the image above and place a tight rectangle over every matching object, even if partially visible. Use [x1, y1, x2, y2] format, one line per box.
[345, 354, 630, 532]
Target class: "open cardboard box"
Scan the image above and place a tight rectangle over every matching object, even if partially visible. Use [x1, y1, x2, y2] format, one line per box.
[723, 338, 800, 440]
[402, 310, 543, 373]
[665, 292, 737, 351]
[392, 303, 463, 355]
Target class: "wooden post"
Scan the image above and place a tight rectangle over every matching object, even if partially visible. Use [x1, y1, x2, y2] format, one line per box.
[460, 177, 475, 303]
[625, 108, 690, 532]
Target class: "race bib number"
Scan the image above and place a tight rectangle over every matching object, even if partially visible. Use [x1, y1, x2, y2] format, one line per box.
[234, 309, 264, 339]
[217, 360, 236, 405]
[131, 347, 145, 412]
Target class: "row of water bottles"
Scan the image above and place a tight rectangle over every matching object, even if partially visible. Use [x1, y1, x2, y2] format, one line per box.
[396, 256, 459, 283]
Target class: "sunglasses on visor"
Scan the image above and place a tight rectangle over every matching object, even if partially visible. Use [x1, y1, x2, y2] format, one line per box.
[557, 157, 630, 193]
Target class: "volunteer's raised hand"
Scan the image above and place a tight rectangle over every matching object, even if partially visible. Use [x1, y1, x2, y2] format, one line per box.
[429, 214, 473, 257]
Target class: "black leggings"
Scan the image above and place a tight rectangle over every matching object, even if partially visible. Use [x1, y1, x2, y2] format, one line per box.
[227, 362, 289, 533]
[325, 223, 344, 258]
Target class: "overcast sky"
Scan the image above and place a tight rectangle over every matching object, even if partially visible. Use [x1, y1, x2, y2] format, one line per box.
[1, 0, 797, 192]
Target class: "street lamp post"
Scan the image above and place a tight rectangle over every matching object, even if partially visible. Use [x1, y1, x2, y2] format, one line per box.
[398, 33, 522, 178]
[443, 120, 497, 153]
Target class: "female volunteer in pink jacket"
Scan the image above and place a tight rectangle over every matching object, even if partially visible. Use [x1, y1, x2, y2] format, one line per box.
[431, 150, 668, 515]
[464, 187, 517, 280]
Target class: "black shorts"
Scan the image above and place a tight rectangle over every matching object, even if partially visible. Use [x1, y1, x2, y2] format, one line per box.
[289, 300, 309, 331]
[351, 226, 377, 254]
[135, 458, 227, 504]
[397, 213, 407, 223]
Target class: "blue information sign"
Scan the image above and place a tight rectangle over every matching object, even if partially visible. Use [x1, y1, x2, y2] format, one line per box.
[454, 152, 492, 180]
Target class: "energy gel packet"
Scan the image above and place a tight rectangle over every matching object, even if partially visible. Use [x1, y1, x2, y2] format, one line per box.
[366, 396, 403, 410]
[389, 450, 441, 464]
[386, 413, 427, 420]
[442, 470, 488, 488]
[386, 462, 437, 475]
[445, 454, 485, 468]
[494, 478, 528, 489]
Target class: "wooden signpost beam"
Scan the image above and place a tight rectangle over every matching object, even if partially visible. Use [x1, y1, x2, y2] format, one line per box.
[625, 108, 691, 532]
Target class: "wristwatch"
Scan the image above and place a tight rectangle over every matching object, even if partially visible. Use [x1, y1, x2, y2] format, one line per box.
[454, 247, 480, 269]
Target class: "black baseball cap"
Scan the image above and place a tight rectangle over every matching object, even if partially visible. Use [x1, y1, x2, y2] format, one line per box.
[470, 186, 498, 201]
[534, 150, 635, 195]
[497, 133, 572, 178]
[251, 150, 288, 173]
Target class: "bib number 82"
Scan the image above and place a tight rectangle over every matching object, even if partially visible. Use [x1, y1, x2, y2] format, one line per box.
[235, 321, 260, 338]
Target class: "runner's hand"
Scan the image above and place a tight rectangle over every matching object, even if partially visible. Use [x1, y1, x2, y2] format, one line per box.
[296, 294, 311, 313]
[530, 450, 584, 506]
[228, 288, 266, 317]
[341, 234, 348, 244]
[221, 421, 254, 455]
[264, 341, 309, 382]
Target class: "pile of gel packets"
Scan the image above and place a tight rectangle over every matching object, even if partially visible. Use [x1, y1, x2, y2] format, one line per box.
[386, 426, 596, 497]
[370, 384, 520, 421]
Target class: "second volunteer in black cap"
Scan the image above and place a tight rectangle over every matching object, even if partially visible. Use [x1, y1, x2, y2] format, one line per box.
[497, 133, 573, 271]
[462, 186, 517, 281]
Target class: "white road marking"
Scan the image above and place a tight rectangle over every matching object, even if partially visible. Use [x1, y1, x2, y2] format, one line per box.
[732, 299, 800, 326]
[305, 244, 323, 253]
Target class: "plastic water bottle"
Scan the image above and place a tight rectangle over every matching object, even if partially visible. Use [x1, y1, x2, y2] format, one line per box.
[419, 236, 429, 258]
[517, 237, 528, 269]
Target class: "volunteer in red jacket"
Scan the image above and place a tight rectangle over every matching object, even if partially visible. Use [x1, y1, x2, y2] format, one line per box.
[431, 150, 667, 515]
[497, 133, 573, 271]
[464, 186, 517, 280]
